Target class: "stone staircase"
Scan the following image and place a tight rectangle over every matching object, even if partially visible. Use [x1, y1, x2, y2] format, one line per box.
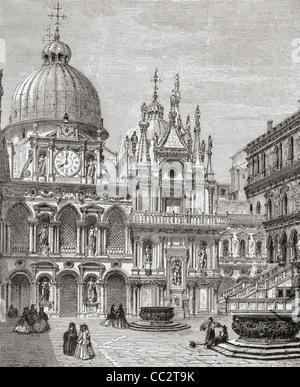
[218, 263, 293, 314]
[129, 321, 191, 332]
[212, 339, 300, 360]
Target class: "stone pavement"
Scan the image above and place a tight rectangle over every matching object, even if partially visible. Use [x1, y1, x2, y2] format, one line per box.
[1, 315, 300, 367]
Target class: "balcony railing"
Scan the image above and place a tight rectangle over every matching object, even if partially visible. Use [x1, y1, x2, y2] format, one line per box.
[107, 247, 125, 255]
[60, 246, 76, 255]
[132, 212, 228, 226]
[228, 297, 293, 313]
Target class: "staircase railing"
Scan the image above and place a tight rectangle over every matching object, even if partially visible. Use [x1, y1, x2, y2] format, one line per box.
[219, 263, 292, 303]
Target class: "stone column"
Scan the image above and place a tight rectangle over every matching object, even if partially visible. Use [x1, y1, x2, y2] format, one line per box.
[96, 143, 102, 184]
[32, 139, 38, 181]
[103, 228, 107, 255]
[76, 224, 81, 255]
[80, 145, 86, 184]
[97, 227, 101, 256]
[7, 225, 11, 255]
[158, 236, 165, 274]
[49, 140, 54, 182]
[78, 281, 84, 316]
[33, 223, 38, 253]
[81, 226, 86, 256]
[49, 224, 55, 254]
[7, 281, 12, 310]
[132, 286, 137, 315]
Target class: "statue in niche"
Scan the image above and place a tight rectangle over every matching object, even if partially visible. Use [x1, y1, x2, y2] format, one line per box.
[198, 248, 207, 270]
[38, 224, 49, 247]
[38, 154, 46, 177]
[145, 244, 152, 270]
[87, 158, 96, 180]
[88, 227, 97, 256]
[172, 260, 182, 286]
[131, 131, 138, 155]
[86, 277, 97, 303]
[40, 277, 50, 302]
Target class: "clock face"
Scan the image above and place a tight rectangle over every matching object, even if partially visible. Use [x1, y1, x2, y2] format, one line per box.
[54, 150, 81, 177]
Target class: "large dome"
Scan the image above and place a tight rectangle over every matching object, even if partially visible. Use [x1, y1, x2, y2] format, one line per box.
[9, 36, 102, 129]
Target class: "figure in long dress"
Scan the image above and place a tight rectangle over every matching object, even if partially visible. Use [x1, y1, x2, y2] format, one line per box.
[116, 304, 129, 329]
[13, 307, 33, 334]
[86, 277, 97, 303]
[201, 250, 208, 270]
[28, 304, 38, 327]
[100, 304, 117, 328]
[74, 324, 95, 360]
[41, 278, 50, 302]
[38, 224, 49, 247]
[33, 307, 50, 333]
[63, 322, 78, 356]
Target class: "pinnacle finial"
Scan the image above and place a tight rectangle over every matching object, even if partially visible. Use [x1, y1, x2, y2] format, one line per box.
[151, 68, 162, 101]
[48, 2, 67, 41]
[141, 102, 147, 122]
[195, 105, 201, 127]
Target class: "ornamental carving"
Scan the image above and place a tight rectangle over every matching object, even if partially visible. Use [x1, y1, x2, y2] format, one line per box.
[139, 306, 175, 323]
[232, 314, 299, 343]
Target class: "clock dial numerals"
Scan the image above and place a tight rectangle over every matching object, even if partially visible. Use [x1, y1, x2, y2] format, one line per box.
[54, 150, 81, 177]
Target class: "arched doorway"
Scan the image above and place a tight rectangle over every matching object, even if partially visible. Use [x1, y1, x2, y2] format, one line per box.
[59, 273, 78, 317]
[11, 274, 31, 313]
[106, 272, 127, 313]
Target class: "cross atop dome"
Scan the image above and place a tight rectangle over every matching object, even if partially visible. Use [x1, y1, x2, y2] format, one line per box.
[150, 69, 162, 101]
[48, 2, 67, 41]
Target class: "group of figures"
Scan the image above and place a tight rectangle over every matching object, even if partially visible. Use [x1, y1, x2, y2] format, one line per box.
[13, 304, 50, 334]
[63, 323, 95, 361]
[200, 317, 228, 349]
[100, 304, 129, 329]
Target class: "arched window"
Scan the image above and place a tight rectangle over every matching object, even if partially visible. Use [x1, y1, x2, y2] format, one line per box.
[262, 152, 266, 175]
[21, 128, 26, 140]
[223, 239, 229, 258]
[107, 208, 125, 255]
[281, 232, 287, 263]
[288, 137, 294, 163]
[274, 145, 279, 169]
[59, 206, 78, 254]
[267, 199, 272, 220]
[283, 194, 288, 216]
[249, 204, 253, 214]
[256, 201, 261, 215]
[240, 240, 246, 258]
[267, 236, 274, 263]
[256, 240, 262, 257]
[8, 204, 30, 254]
[279, 144, 283, 169]
[292, 231, 298, 261]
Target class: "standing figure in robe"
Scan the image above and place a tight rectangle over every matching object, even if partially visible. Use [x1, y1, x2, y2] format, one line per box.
[63, 322, 78, 356]
[13, 307, 33, 334]
[200, 317, 222, 349]
[116, 304, 129, 329]
[33, 307, 50, 333]
[74, 324, 95, 360]
[86, 277, 97, 303]
[100, 304, 117, 328]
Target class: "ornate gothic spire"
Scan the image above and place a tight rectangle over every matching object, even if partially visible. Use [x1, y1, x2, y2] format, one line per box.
[206, 135, 214, 175]
[137, 103, 151, 163]
[185, 116, 193, 161]
[193, 105, 202, 165]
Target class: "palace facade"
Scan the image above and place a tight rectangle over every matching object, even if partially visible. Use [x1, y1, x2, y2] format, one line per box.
[0, 22, 266, 318]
